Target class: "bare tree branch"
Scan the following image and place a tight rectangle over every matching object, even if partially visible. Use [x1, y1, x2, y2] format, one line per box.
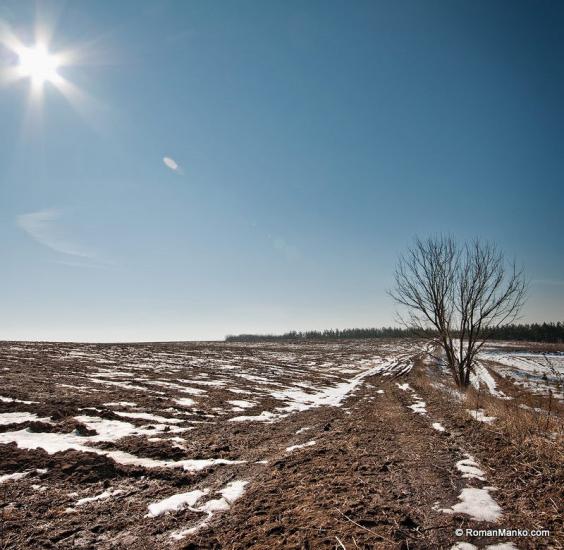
[390, 236, 527, 388]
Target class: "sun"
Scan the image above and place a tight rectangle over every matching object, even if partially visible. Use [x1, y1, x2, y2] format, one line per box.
[17, 44, 60, 85]
[2, 19, 99, 126]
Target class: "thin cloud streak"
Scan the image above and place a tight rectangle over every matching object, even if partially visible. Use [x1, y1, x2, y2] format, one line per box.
[17, 209, 94, 258]
[54, 258, 116, 270]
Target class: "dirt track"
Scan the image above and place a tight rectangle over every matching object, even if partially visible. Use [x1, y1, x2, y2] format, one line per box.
[0, 340, 561, 549]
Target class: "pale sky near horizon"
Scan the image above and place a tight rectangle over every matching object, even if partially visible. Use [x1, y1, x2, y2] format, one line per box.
[1, 0, 563, 342]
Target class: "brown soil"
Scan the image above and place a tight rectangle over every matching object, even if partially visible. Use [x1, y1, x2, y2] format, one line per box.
[0, 340, 561, 549]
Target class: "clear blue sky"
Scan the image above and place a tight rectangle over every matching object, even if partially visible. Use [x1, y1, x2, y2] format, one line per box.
[1, 0, 562, 341]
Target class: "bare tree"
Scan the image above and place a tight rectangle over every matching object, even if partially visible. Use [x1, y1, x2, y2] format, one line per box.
[390, 236, 527, 388]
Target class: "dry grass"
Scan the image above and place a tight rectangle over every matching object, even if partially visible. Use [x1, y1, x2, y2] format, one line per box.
[411, 360, 563, 545]
[413, 355, 563, 452]
[466, 383, 563, 458]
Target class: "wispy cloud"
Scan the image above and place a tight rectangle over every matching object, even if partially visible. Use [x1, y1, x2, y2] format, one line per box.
[54, 258, 114, 270]
[163, 156, 183, 175]
[17, 209, 94, 258]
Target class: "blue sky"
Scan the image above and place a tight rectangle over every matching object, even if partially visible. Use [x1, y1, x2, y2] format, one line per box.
[1, 0, 562, 341]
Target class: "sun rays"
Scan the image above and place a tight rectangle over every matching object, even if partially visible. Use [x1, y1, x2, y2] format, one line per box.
[3, 22, 60, 92]
[0, 18, 99, 127]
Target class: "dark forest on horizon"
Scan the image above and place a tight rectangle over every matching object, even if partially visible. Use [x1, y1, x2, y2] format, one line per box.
[226, 322, 564, 343]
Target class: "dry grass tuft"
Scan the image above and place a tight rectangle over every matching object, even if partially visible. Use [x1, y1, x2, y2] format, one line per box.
[411, 358, 563, 542]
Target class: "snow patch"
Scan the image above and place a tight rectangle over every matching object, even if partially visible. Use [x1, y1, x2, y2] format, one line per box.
[114, 411, 182, 424]
[0, 416, 241, 471]
[0, 471, 31, 484]
[0, 412, 52, 425]
[174, 398, 196, 407]
[229, 411, 276, 422]
[252, 358, 400, 421]
[199, 497, 230, 512]
[452, 544, 517, 550]
[456, 456, 486, 480]
[147, 489, 208, 517]
[467, 409, 496, 423]
[228, 388, 253, 395]
[0, 396, 36, 404]
[169, 480, 248, 540]
[220, 480, 248, 503]
[286, 440, 316, 453]
[177, 386, 207, 395]
[227, 400, 255, 409]
[408, 400, 427, 414]
[295, 426, 311, 434]
[442, 487, 501, 522]
[76, 489, 124, 507]
[470, 362, 510, 399]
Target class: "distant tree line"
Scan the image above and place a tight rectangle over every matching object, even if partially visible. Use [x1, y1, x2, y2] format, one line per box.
[226, 327, 429, 342]
[487, 322, 564, 343]
[225, 322, 564, 343]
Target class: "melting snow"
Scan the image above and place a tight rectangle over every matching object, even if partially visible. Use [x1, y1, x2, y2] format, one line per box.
[174, 383, 207, 395]
[0, 471, 31, 484]
[438, 448, 503, 524]
[174, 398, 196, 407]
[75, 416, 165, 441]
[295, 426, 312, 434]
[190, 380, 226, 387]
[169, 480, 248, 540]
[0, 412, 52, 426]
[432, 422, 445, 432]
[468, 409, 496, 423]
[0, 396, 36, 404]
[76, 489, 124, 507]
[229, 411, 276, 422]
[442, 487, 501, 522]
[113, 411, 182, 424]
[0, 416, 241, 471]
[452, 544, 517, 550]
[286, 440, 316, 453]
[470, 363, 510, 399]
[409, 401, 427, 414]
[227, 400, 255, 409]
[479, 349, 564, 400]
[231, 358, 404, 423]
[101, 452, 244, 471]
[147, 489, 208, 517]
[456, 456, 486, 480]
[90, 379, 154, 392]
[219, 480, 248, 502]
